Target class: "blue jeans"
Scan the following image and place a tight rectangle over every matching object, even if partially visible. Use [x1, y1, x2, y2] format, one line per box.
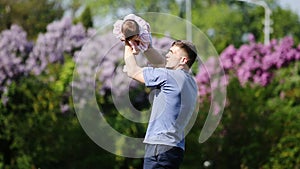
[143, 144, 184, 169]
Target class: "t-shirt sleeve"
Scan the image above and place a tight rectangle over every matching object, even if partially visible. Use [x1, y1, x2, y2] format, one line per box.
[143, 67, 167, 87]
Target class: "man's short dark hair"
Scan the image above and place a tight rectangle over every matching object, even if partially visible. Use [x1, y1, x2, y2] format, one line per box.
[172, 40, 197, 68]
[121, 19, 140, 41]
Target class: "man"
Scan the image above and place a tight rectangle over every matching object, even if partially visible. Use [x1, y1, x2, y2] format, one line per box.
[124, 39, 198, 169]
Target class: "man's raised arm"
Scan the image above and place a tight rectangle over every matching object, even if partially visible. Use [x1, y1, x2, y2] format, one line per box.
[143, 47, 165, 67]
[124, 44, 145, 83]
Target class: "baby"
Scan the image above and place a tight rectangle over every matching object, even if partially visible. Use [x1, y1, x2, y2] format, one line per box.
[113, 14, 151, 55]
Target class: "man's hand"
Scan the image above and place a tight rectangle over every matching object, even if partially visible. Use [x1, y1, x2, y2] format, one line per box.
[124, 41, 134, 56]
[124, 40, 131, 47]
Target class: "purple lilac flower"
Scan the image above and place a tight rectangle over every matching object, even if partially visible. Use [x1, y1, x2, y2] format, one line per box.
[196, 57, 227, 102]
[197, 35, 300, 97]
[0, 25, 32, 92]
[26, 17, 89, 75]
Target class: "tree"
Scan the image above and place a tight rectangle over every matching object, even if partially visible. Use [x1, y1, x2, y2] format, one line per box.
[271, 7, 300, 44]
[61, 0, 300, 52]
[62, 0, 179, 27]
[78, 6, 94, 28]
[191, 1, 300, 52]
[0, 0, 64, 39]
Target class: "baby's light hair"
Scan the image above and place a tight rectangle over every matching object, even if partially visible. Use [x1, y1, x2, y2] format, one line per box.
[121, 19, 140, 41]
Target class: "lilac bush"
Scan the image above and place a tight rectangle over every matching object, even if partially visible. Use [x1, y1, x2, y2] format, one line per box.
[196, 57, 228, 101]
[26, 17, 89, 75]
[196, 35, 300, 97]
[0, 16, 174, 109]
[0, 17, 93, 109]
[0, 18, 91, 93]
[221, 36, 300, 86]
[0, 25, 32, 92]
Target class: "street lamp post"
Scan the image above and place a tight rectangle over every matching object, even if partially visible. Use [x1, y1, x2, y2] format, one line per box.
[186, 0, 192, 41]
[177, 0, 192, 41]
[239, 0, 272, 45]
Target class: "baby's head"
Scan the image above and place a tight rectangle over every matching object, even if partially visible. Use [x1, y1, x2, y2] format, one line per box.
[121, 19, 140, 41]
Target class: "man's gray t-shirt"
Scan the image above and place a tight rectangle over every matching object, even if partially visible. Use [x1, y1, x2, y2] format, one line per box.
[142, 67, 198, 150]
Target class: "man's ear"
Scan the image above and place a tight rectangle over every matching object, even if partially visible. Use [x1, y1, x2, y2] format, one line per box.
[181, 56, 189, 64]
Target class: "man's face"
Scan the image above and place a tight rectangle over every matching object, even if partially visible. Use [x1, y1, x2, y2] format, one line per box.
[165, 45, 187, 69]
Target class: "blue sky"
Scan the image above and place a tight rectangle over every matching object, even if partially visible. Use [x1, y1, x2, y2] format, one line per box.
[278, 0, 300, 16]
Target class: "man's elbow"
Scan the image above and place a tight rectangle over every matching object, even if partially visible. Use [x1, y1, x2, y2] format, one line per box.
[126, 67, 141, 79]
[126, 70, 135, 79]
[126, 67, 144, 83]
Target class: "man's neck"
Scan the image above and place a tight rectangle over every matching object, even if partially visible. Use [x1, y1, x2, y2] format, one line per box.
[175, 64, 189, 71]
